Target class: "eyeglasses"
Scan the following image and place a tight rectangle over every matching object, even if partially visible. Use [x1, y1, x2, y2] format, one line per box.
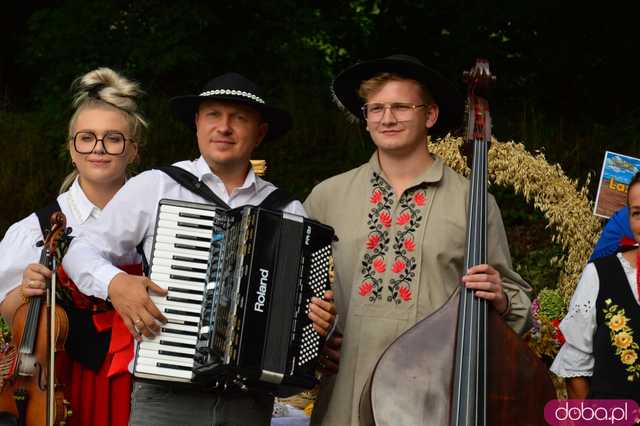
[361, 102, 427, 122]
[72, 131, 130, 155]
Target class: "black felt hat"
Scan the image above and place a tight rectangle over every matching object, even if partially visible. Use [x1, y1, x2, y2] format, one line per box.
[170, 72, 292, 142]
[332, 54, 463, 135]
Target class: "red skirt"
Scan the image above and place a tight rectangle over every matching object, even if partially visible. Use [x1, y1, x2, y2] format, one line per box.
[58, 344, 131, 426]
[56, 263, 142, 426]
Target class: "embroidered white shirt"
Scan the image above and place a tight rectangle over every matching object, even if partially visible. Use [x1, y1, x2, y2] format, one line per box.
[0, 178, 110, 303]
[550, 253, 640, 377]
[62, 157, 306, 300]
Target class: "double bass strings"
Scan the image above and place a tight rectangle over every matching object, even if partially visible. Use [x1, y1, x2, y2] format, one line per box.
[452, 136, 489, 426]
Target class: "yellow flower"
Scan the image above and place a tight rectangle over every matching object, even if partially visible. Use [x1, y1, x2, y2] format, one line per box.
[621, 350, 637, 365]
[614, 332, 634, 349]
[608, 315, 627, 332]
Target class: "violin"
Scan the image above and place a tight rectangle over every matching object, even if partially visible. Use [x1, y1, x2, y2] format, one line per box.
[359, 60, 557, 425]
[0, 212, 72, 425]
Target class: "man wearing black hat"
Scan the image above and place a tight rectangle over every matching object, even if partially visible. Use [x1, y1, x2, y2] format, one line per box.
[303, 55, 532, 425]
[61, 73, 336, 425]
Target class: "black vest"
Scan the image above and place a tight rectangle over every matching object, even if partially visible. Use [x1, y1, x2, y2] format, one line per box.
[591, 255, 640, 402]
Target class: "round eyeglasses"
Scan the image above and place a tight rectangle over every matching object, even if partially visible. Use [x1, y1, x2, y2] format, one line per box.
[72, 131, 130, 155]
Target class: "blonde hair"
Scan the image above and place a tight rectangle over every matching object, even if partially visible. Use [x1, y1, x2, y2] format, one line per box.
[60, 67, 148, 193]
[358, 72, 434, 105]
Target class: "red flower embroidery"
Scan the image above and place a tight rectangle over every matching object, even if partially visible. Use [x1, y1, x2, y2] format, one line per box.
[392, 260, 405, 273]
[404, 238, 416, 252]
[396, 212, 411, 225]
[359, 281, 373, 296]
[551, 319, 565, 345]
[379, 211, 392, 227]
[373, 258, 386, 273]
[370, 190, 382, 204]
[366, 234, 380, 250]
[399, 286, 412, 301]
[414, 192, 426, 206]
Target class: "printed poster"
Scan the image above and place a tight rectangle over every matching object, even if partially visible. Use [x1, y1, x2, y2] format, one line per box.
[594, 151, 640, 218]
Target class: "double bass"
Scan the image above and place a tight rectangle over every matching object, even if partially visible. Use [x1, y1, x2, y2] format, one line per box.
[359, 60, 557, 425]
[0, 212, 72, 425]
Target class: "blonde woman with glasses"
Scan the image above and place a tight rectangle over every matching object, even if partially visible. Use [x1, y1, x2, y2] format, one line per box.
[0, 67, 146, 426]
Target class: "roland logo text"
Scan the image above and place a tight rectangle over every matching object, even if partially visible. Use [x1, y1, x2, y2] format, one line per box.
[254, 268, 269, 312]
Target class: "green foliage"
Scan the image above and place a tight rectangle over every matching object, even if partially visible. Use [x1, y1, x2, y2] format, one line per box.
[513, 244, 563, 297]
[492, 187, 564, 295]
[0, 111, 68, 228]
[0, 316, 9, 351]
[536, 288, 565, 320]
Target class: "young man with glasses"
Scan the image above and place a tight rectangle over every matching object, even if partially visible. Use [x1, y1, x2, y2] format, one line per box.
[61, 72, 336, 426]
[303, 54, 532, 425]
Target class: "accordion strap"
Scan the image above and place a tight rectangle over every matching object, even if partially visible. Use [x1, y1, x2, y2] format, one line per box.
[156, 165, 231, 209]
[259, 187, 294, 211]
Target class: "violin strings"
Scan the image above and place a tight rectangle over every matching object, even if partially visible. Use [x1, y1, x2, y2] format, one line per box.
[20, 249, 49, 354]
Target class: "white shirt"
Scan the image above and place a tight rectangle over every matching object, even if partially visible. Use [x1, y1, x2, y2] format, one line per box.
[550, 252, 640, 377]
[62, 157, 306, 300]
[0, 178, 133, 303]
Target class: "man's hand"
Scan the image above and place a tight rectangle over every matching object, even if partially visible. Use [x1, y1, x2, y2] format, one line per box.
[318, 333, 342, 376]
[461, 264, 508, 315]
[108, 272, 168, 340]
[308, 290, 336, 336]
[21, 262, 51, 298]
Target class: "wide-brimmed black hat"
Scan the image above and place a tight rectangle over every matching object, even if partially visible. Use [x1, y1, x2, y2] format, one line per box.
[170, 72, 292, 142]
[332, 54, 463, 135]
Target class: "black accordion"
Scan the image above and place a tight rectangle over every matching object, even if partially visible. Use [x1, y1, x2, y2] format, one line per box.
[133, 199, 335, 395]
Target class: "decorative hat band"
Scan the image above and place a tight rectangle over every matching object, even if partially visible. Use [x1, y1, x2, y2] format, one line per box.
[199, 89, 265, 104]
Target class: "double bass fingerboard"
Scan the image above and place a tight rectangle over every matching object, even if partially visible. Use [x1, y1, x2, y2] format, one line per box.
[451, 59, 494, 426]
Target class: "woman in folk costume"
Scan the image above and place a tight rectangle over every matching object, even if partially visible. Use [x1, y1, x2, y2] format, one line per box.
[0, 67, 146, 425]
[550, 172, 640, 402]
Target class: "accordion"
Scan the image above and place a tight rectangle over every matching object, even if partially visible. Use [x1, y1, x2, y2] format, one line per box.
[133, 199, 335, 395]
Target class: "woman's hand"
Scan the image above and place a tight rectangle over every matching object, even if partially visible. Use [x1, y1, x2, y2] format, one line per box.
[0, 263, 52, 325]
[21, 262, 52, 298]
